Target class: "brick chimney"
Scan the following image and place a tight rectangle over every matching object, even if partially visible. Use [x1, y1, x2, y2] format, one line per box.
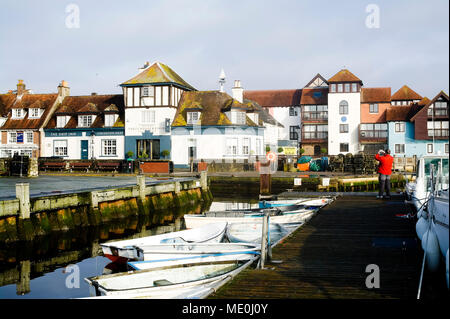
[57, 80, 70, 98]
[17, 80, 26, 95]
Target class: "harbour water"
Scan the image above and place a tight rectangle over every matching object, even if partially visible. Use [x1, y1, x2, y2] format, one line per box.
[0, 175, 255, 299]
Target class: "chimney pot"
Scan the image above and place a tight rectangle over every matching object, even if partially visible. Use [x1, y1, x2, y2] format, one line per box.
[91, 92, 97, 96]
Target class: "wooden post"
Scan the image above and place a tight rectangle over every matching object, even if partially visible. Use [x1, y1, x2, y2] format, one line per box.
[137, 175, 146, 201]
[259, 212, 269, 269]
[259, 161, 272, 195]
[200, 171, 208, 191]
[16, 183, 30, 219]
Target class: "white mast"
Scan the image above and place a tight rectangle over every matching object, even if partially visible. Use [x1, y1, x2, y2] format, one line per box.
[219, 68, 226, 93]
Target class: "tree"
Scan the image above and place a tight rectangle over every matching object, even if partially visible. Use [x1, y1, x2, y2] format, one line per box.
[126, 151, 134, 159]
[277, 147, 284, 153]
[299, 148, 305, 155]
[320, 148, 328, 155]
[265, 145, 271, 153]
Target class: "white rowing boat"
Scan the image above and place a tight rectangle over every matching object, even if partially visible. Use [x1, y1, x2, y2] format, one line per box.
[226, 222, 290, 245]
[84, 259, 256, 297]
[128, 243, 260, 271]
[100, 222, 227, 263]
[259, 197, 334, 208]
[183, 208, 317, 229]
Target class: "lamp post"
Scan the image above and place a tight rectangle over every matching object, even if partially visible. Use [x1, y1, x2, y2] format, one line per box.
[90, 130, 95, 160]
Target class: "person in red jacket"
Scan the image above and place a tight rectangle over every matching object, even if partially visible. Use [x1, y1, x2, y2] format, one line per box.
[375, 149, 394, 199]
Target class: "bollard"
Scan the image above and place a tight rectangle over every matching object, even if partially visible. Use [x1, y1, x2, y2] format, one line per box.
[174, 181, 181, 194]
[259, 212, 269, 269]
[16, 183, 30, 219]
[137, 175, 146, 201]
[200, 171, 208, 191]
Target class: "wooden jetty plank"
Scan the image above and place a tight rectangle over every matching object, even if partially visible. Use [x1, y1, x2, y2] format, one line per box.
[210, 196, 448, 299]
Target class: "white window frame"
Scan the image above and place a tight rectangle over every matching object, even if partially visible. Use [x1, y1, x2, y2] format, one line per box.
[105, 114, 116, 127]
[141, 86, 155, 97]
[339, 101, 348, 115]
[141, 110, 155, 124]
[78, 115, 93, 127]
[339, 124, 349, 133]
[102, 139, 117, 157]
[187, 112, 200, 125]
[369, 103, 379, 114]
[395, 144, 405, 154]
[12, 109, 24, 119]
[29, 108, 40, 118]
[57, 116, 68, 128]
[395, 122, 405, 133]
[427, 143, 433, 154]
[226, 138, 238, 156]
[9, 132, 17, 143]
[54, 140, 68, 157]
[242, 138, 250, 155]
[26, 131, 33, 144]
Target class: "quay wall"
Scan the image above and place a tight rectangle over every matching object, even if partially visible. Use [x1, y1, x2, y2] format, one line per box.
[209, 174, 406, 197]
[0, 172, 212, 243]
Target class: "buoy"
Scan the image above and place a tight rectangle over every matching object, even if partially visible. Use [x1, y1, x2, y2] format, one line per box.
[446, 249, 449, 289]
[416, 217, 428, 241]
[422, 229, 441, 272]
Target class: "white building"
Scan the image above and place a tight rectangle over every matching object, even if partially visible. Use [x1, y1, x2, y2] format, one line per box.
[327, 69, 363, 155]
[43, 94, 125, 160]
[243, 89, 302, 154]
[170, 87, 266, 167]
[120, 61, 195, 160]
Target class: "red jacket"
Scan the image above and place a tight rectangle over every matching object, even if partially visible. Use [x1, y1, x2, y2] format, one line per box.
[375, 154, 394, 175]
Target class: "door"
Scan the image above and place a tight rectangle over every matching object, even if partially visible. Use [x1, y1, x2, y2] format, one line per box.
[81, 140, 89, 159]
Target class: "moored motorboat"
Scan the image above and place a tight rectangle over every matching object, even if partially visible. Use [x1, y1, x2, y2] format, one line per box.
[85, 259, 256, 297]
[128, 243, 259, 271]
[100, 222, 227, 264]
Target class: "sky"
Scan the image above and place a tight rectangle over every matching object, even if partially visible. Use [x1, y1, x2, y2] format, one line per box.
[0, 0, 448, 99]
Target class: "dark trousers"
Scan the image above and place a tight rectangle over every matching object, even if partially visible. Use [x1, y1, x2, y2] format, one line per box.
[378, 174, 391, 197]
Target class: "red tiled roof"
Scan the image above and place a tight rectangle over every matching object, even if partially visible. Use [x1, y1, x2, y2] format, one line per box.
[300, 88, 328, 105]
[0, 93, 16, 117]
[328, 69, 362, 83]
[46, 95, 124, 129]
[243, 89, 301, 107]
[391, 85, 422, 101]
[1, 93, 59, 130]
[361, 87, 391, 103]
[386, 106, 413, 121]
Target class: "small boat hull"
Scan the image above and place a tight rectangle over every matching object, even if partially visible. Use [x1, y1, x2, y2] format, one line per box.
[101, 222, 227, 263]
[184, 209, 316, 229]
[129, 243, 259, 271]
[85, 259, 255, 297]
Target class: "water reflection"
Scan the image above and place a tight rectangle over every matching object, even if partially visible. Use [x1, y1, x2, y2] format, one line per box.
[0, 198, 254, 298]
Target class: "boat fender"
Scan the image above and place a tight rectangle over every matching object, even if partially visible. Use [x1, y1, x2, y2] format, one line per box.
[446, 249, 449, 290]
[415, 217, 428, 241]
[421, 229, 441, 272]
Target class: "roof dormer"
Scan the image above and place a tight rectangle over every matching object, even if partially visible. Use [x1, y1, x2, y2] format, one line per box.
[328, 69, 363, 93]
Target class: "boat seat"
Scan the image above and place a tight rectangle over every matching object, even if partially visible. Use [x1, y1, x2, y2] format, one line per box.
[153, 279, 173, 286]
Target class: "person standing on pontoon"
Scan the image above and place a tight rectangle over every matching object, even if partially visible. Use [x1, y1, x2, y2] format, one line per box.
[375, 149, 394, 199]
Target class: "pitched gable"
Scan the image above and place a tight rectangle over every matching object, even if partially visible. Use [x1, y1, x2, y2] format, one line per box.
[121, 62, 195, 91]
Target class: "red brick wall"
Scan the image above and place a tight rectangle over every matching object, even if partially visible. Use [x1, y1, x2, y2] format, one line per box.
[140, 161, 170, 173]
[360, 102, 389, 123]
